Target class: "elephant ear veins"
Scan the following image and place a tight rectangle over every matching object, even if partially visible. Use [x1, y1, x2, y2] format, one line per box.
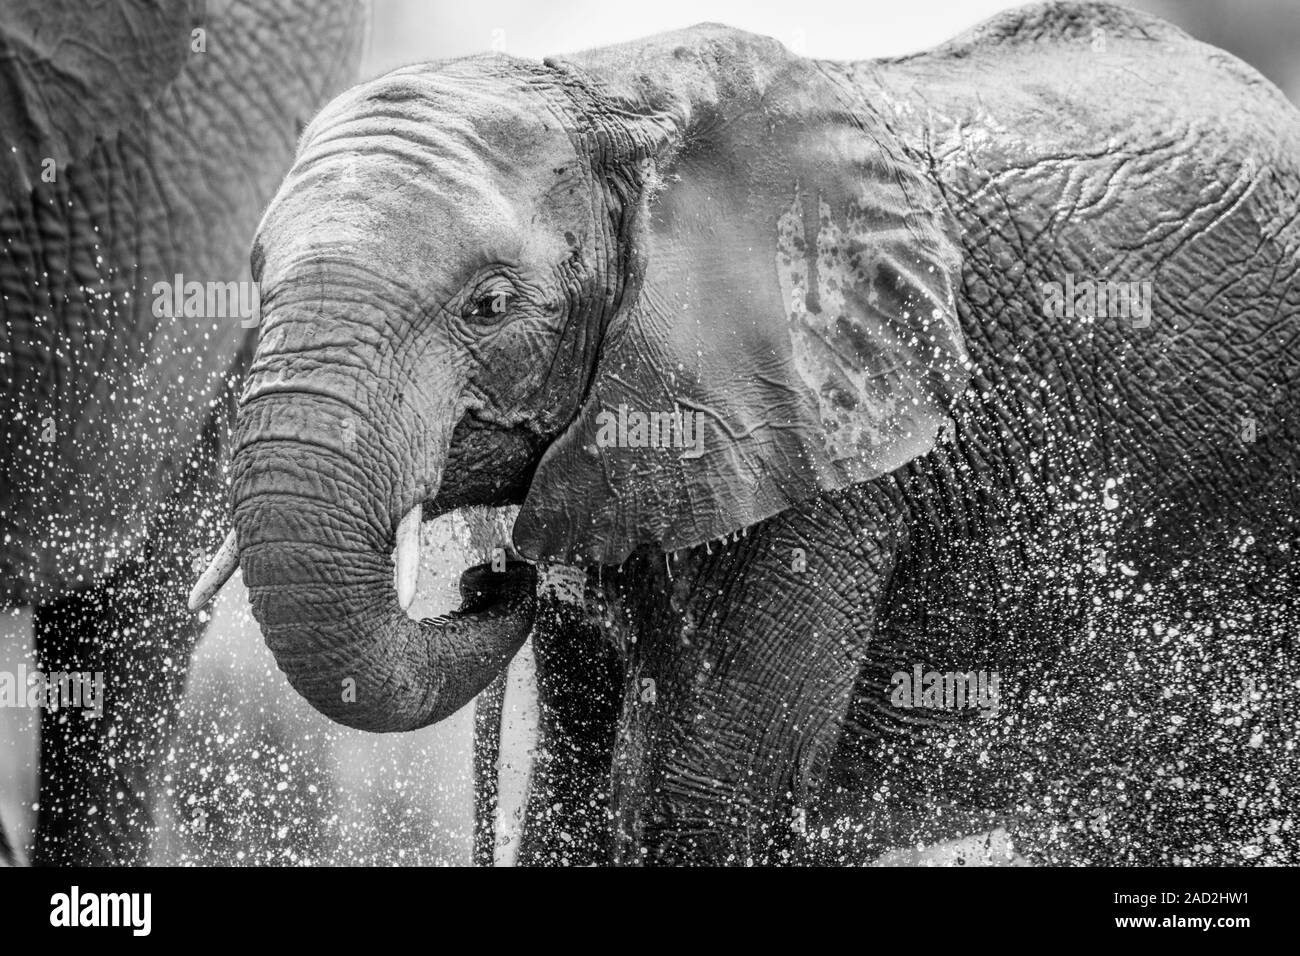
[0, 0, 191, 207]
[776, 184, 963, 482]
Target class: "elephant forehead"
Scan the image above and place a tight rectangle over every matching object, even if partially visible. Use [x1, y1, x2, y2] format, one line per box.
[257, 158, 570, 299]
[261, 66, 586, 284]
[269, 150, 520, 249]
[304, 61, 577, 183]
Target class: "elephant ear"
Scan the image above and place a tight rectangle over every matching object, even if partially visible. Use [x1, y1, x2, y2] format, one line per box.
[0, 0, 194, 203]
[514, 25, 970, 565]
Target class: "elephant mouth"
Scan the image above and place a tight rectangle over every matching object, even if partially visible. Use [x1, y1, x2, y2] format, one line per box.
[390, 500, 526, 612]
[395, 424, 541, 609]
[188, 413, 542, 614]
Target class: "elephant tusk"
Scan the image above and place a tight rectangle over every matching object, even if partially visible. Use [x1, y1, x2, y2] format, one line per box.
[187, 530, 239, 612]
[394, 504, 422, 611]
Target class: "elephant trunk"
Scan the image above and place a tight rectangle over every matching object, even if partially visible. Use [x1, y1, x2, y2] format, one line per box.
[227, 332, 535, 732]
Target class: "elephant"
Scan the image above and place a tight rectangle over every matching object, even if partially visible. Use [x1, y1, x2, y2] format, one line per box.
[193, 1, 1300, 864]
[1, 0, 366, 864]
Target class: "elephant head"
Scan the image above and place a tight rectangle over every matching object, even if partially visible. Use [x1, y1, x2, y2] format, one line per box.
[196, 25, 971, 732]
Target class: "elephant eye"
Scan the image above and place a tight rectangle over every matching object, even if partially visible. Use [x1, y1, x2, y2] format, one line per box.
[464, 290, 512, 322]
